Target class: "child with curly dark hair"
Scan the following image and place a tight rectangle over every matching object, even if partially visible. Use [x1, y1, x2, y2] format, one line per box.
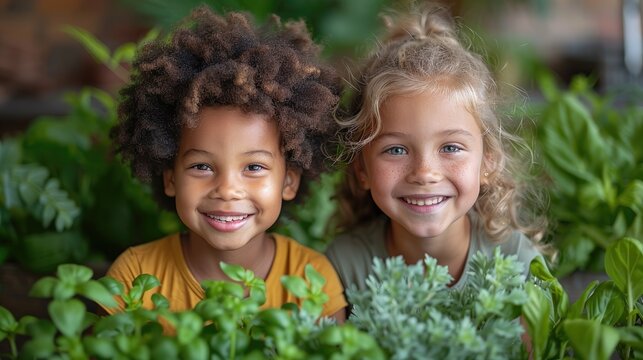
[104, 6, 346, 322]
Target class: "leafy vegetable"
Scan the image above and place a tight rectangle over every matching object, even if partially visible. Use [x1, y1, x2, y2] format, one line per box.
[0, 263, 384, 359]
[524, 236, 643, 360]
[532, 74, 643, 276]
[348, 248, 528, 359]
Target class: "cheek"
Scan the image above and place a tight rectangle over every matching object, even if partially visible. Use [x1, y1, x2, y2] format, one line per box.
[253, 176, 285, 200]
[366, 161, 405, 191]
[446, 160, 482, 189]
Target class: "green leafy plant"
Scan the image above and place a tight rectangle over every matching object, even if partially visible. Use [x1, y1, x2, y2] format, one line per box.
[523, 236, 643, 360]
[275, 171, 342, 251]
[532, 74, 643, 276]
[0, 27, 181, 273]
[0, 87, 180, 273]
[347, 249, 529, 359]
[0, 263, 384, 359]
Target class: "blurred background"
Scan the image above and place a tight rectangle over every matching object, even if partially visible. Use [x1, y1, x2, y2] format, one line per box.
[0, 0, 642, 317]
[1, 0, 641, 134]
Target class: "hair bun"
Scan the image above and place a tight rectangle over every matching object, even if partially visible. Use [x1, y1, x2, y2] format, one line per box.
[382, 3, 456, 44]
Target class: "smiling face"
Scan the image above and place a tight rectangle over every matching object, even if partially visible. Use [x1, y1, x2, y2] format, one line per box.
[163, 106, 300, 251]
[357, 90, 485, 242]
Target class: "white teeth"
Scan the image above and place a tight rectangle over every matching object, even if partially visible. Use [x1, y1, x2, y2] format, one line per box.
[403, 196, 445, 206]
[208, 214, 248, 222]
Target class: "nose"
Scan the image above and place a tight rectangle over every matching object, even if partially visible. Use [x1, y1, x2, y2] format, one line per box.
[209, 171, 244, 200]
[405, 155, 442, 185]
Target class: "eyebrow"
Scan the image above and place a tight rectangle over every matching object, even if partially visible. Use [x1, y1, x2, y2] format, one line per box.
[374, 129, 474, 141]
[181, 149, 275, 158]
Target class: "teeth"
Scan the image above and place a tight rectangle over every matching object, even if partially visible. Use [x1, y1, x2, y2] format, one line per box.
[403, 196, 445, 206]
[208, 214, 248, 222]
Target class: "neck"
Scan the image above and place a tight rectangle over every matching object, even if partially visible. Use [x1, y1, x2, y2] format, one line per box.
[181, 232, 275, 283]
[386, 215, 471, 283]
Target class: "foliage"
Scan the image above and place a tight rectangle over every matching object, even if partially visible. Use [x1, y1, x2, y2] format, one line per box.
[532, 74, 643, 276]
[347, 248, 529, 359]
[275, 171, 342, 251]
[0, 85, 180, 273]
[119, 0, 394, 58]
[523, 237, 643, 360]
[0, 263, 383, 359]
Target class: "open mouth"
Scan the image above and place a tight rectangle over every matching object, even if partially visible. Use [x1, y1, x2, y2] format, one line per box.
[206, 214, 249, 222]
[402, 196, 447, 206]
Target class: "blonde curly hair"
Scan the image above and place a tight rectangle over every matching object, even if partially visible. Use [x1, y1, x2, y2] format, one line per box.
[335, 2, 547, 245]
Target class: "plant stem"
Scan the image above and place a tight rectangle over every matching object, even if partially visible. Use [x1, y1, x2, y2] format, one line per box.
[229, 329, 236, 360]
[9, 335, 17, 358]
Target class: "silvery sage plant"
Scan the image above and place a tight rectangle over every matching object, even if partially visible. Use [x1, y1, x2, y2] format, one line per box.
[348, 248, 529, 360]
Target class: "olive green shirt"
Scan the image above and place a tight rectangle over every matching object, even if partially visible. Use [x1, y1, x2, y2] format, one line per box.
[325, 212, 540, 293]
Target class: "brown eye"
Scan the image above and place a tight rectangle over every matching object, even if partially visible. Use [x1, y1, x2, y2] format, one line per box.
[191, 163, 211, 171]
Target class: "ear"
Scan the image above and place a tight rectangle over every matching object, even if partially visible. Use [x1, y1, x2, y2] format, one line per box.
[282, 168, 302, 201]
[354, 154, 370, 190]
[163, 168, 177, 197]
[480, 152, 498, 186]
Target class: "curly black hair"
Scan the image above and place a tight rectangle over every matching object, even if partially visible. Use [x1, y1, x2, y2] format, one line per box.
[112, 6, 341, 210]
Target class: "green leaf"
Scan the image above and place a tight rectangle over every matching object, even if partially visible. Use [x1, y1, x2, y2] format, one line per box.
[537, 71, 559, 101]
[83, 336, 116, 358]
[248, 280, 266, 305]
[175, 312, 202, 345]
[220, 262, 246, 282]
[180, 337, 208, 360]
[604, 237, 643, 307]
[563, 319, 619, 360]
[304, 264, 326, 291]
[16, 164, 48, 206]
[2, 171, 20, 208]
[618, 326, 643, 350]
[585, 281, 625, 325]
[132, 274, 161, 292]
[281, 275, 308, 298]
[618, 180, 643, 213]
[256, 308, 290, 329]
[29, 276, 58, 298]
[63, 26, 111, 66]
[98, 276, 125, 296]
[48, 299, 86, 337]
[152, 293, 169, 309]
[567, 280, 599, 319]
[530, 256, 569, 319]
[0, 305, 17, 337]
[111, 43, 136, 67]
[57, 264, 93, 284]
[76, 280, 118, 308]
[523, 282, 551, 360]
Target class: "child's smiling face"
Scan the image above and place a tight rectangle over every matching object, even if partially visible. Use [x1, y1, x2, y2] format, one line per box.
[357, 90, 485, 241]
[163, 106, 300, 251]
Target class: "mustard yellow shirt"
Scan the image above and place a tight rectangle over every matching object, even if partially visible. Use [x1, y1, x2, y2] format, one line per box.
[103, 233, 347, 318]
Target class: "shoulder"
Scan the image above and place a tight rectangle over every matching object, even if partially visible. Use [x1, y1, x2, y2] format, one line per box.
[324, 217, 388, 292]
[123, 234, 179, 257]
[326, 217, 388, 259]
[273, 233, 332, 269]
[106, 233, 180, 282]
[270, 233, 348, 316]
[470, 214, 540, 272]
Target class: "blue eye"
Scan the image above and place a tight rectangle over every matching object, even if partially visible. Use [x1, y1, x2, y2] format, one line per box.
[442, 145, 462, 153]
[246, 164, 265, 172]
[385, 146, 407, 155]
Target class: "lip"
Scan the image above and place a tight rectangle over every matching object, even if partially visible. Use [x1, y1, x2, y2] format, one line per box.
[398, 195, 449, 213]
[201, 211, 253, 232]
